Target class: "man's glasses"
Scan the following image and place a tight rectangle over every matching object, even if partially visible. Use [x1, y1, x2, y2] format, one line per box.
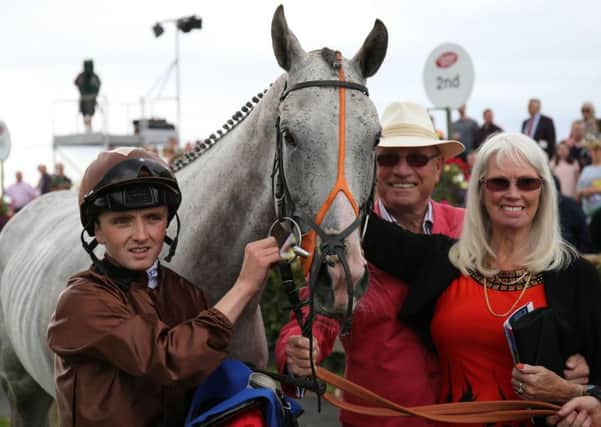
[480, 176, 543, 192]
[376, 152, 439, 168]
[582, 108, 592, 113]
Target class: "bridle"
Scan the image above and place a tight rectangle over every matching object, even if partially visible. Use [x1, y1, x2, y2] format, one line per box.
[271, 51, 374, 317]
[269, 51, 375, 405]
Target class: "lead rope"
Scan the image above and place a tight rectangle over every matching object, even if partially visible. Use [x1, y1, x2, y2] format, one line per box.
[316, 365, 559, 423]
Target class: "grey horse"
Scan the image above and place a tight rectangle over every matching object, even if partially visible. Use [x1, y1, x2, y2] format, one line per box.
[0, 5, 387, 426]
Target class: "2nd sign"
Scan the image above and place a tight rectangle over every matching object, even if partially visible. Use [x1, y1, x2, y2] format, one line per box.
[423, 43, 475, 109]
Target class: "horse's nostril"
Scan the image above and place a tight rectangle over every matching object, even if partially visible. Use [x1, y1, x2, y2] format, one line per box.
[325, 254, 339, 266]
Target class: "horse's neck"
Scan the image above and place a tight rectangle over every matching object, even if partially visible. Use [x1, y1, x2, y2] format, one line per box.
[170, 79, 285, 297]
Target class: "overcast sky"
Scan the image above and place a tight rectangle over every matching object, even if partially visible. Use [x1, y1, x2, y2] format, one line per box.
[1, 0, 600, 184]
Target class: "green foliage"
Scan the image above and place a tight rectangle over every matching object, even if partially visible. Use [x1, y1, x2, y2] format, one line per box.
[0, 197, 10, 218]
[0, 417, 9, 427]
[432, 162, 469, 207]
[261, 264, 345, 376]
[261, 271, 293, 352]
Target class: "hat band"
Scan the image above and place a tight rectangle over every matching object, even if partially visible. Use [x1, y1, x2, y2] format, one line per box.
[382, 123, 438, 140]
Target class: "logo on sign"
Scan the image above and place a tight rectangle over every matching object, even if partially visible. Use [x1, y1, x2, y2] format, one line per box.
[436, 51, 458, 69]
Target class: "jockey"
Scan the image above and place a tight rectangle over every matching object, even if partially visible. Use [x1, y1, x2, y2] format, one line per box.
[47, 147, 287, 427]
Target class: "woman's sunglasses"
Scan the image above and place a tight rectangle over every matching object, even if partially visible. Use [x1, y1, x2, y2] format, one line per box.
[481, 176, 543, 192]
[376, 152, 439, 168]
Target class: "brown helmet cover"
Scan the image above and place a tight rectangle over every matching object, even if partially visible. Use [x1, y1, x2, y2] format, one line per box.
[79, 147, 181, 235]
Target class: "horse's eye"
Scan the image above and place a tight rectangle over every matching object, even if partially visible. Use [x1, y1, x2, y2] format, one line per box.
[283, 130, 297, 147]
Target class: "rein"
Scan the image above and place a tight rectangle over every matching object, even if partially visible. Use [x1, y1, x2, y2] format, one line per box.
[317, 366, 560, 422]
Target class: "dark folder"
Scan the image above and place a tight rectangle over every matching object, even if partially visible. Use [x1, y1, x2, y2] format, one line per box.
[510, 307, 565, 377]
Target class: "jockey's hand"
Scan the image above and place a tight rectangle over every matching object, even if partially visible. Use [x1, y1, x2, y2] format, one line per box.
[285, 335, 320, 377]
[565, 354, 590, 385]
[237, 237, 282, 295]
[215, 237, 281, 324]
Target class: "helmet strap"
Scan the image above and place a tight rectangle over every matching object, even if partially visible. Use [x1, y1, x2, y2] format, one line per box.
[163, 212, 181, 262]
[80, 228, 101, 266]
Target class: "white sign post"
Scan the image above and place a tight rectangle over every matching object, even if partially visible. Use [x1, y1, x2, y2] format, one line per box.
[423, 43, 475, 139]
[0, 121, 12, 197]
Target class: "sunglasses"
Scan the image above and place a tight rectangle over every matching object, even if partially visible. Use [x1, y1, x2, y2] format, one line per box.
[480, 176, 543, 192]
[376, 152, 439, 168]
[582, 109, 592, 113]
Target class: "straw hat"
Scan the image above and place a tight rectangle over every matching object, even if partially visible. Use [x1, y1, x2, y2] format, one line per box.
[378, 102, 465, 160]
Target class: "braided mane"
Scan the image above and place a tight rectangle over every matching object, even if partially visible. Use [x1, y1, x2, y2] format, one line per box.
[171, 86, 270, 172]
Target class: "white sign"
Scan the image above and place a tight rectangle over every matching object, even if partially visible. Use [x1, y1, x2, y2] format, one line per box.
[0, 121, 10, 161]
[423, 43, 475, 109]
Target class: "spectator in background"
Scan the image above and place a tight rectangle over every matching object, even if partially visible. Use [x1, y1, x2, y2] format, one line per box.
[577, 138, 601, 251]
[50, 163, 72, 191]
[5, 171, 38, 213]
[474, 108, 503, 150]
[553, 175, 592, 253]
[551, 142, 580, 199]
[452, 104, 479, 155]
[37, 164, 52, 195]
[74, 59, 101, 132]
[522, 98, 556, 159]
[565, 120, 591, 169]
[581, 102, 601, 138]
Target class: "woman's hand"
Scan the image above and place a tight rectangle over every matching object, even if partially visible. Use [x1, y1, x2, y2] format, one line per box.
[512, 363, 582, 403]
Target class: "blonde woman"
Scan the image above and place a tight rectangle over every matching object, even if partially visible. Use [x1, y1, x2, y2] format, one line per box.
[363, 133, 601, 427]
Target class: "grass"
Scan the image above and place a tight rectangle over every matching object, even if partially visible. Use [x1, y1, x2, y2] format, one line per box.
[0, 417, 9, 427]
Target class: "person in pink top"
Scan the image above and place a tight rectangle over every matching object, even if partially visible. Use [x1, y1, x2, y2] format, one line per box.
[275, 102, 465, 427]
[5, 171, 38, 212]
[551, 142, 580, 199]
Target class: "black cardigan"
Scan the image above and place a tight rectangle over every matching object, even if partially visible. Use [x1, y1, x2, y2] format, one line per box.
[363, 214, 601, 384]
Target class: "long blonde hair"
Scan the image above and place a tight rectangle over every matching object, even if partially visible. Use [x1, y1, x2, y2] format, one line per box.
[449, 133, 576, 275]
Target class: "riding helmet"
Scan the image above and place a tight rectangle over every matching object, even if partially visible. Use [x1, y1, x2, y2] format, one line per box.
[78, 147, 181, 236]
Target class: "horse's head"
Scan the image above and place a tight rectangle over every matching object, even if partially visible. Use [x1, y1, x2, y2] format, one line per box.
[270, 6, 388, 317]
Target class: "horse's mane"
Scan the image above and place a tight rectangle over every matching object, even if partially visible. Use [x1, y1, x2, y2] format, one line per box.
[172, 48, 338, 172]
[171, 87, 270, 172]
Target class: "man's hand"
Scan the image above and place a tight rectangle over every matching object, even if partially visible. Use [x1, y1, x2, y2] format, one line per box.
[285, 335, 320, 377]
[565, 354, 590, 385]
[547, 396, 601, 427]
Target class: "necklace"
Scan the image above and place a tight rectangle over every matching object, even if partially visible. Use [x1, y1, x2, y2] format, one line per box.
[493, 270, 528, 286]
[483, 272, 532, 318]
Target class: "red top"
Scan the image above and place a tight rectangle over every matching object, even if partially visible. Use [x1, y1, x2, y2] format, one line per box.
[431, 274, 548, 427]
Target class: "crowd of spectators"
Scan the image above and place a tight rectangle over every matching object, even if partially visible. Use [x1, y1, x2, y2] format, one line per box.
[0, 163, 73, 231]
[448, 100, 601, 253]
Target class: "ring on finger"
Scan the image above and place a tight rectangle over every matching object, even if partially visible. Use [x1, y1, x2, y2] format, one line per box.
[517, 382, 524, 395]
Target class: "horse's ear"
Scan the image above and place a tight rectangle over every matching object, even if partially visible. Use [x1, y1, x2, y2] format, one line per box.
[271, 5, 305, 71]
[352, 19, 388, 78]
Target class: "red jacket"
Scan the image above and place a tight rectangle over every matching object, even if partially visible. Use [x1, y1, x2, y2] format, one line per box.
[275, 201, 464, 427]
